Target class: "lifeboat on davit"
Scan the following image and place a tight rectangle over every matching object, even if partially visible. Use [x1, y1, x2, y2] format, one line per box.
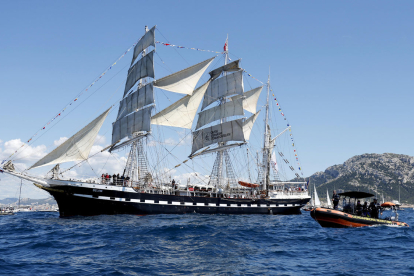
[310, 191, 409, 228]
[238, 181, 260, 188]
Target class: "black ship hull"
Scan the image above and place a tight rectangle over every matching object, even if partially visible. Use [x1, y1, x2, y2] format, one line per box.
[41, 184, 310, 217]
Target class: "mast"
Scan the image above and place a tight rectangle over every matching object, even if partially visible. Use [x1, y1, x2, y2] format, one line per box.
[216, 34, 228, 191]
[124, 25, 151, 185]
[18, 179, 22, 210]
[139, 25, 149, 88]
[210, 34, 232, 193]
[262, 69, 271, 192]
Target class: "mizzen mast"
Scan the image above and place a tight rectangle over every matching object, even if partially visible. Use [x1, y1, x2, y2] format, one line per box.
[261, 70, 271, 192]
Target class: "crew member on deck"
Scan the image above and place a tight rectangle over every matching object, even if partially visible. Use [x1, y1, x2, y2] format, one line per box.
[172, 179, 176, 189]
[332, 190, 340, 210]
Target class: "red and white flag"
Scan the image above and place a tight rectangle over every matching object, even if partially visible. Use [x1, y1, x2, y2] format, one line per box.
[223, 38, 228, 52]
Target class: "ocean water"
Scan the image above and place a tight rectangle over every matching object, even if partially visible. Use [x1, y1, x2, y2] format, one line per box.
[1, 210, 414, 276]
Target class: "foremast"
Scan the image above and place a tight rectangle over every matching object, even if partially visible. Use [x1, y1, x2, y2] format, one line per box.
[121, 26, 152, 185]
[111, 25, 216, 187]
[124, 26, 150, 185]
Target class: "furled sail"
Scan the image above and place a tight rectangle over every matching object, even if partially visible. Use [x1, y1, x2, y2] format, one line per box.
[196, 97, 244, 130]
[201, 70, 243, 110]
[242, 111, 260, 140]
[118, 83, 154, 120]
[154, 57, 215, 95]
[131, 26, 156, 65]
[151, 81, 210, 129]
[209, 59, 241, 79]
[112, 106, 153, 144]
[124, 50, 155, 96]
[191, 119, 244, 155]
[240, 86, 263, 113]
[29, 108, 111, 169]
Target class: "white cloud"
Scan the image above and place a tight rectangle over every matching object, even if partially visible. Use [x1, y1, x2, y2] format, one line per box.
[1, 139, 47, 163]
[0, 174, 50, 199]
[0, 137, 130, 198]
[163, 130, 192, 146]
[94, 135, 106, 146]
[172, 171, 209, 186]
[54, 137, 68, 147]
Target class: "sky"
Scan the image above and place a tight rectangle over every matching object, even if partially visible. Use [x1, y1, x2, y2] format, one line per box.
[1, 1, 414, 199]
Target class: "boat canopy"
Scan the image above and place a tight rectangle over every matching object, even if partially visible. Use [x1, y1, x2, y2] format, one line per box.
[338, 191, 374, 198]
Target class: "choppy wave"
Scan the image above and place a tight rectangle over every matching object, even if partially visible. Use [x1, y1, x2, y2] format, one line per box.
[0, 210, 413, 275]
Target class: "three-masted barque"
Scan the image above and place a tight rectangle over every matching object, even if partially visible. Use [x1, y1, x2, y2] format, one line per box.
[1, 26, 310, 217]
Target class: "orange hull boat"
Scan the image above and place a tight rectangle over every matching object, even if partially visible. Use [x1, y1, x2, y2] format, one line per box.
[310, 207, 409, 228]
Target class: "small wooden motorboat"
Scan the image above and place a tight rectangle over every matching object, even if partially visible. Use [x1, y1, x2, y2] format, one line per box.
[310, 191, 409, 228]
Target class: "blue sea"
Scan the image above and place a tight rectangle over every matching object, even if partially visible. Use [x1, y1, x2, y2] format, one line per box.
[1, 210, 414, 275]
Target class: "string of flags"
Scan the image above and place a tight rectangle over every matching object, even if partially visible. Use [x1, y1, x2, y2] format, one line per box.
[155, 41, 223, 54]
[273, 91, 304, 177]
[5, 40, 141, 161]
[156, 41, 265, 86]
[243, 70, 264, 85]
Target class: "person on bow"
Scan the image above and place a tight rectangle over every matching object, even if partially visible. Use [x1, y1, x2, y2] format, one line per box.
[332, 190, 340, 210]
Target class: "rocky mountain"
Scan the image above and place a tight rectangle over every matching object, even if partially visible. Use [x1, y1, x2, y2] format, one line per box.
[309, 153, 414, 204]
[0, 197, 57, 206]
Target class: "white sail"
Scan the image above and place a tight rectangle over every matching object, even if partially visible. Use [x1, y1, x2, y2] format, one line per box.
[201, 70, 244, 110]
[209, 59, 241, 79]
[131, 26, 156, 65]
[112, 106, 153, 144]
[241, 86, 263, 114]
[30, 108, 111, 169]
[124, 50, 155, 96]
[151, 81, 210, 129]
[154, 57, 215, 95]
[242, 111, 260, 140]
[191, 119, 244, 155]
[196, 97, 244, 130]
[118, 83, 154, 119]
[314, 186, 321, 207]
[271, 151, 278, 173]
[326, 189, 332, 208]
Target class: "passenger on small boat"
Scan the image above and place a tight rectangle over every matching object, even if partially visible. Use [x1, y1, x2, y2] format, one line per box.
[362, 201, 368, 216]
[356, 200, 363, 216]
[369, 198, 379, 219]
[332, 190, 340, 210]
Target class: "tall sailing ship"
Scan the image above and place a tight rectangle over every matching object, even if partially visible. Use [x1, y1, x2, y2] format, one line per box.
[1, 26, 310, 217]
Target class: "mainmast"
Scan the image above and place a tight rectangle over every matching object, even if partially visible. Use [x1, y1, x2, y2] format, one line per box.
[209, 35, 238, 193]
[217, 35, 229, 190]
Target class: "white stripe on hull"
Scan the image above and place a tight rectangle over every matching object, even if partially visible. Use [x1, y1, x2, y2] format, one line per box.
[72, 193, 303, 208]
